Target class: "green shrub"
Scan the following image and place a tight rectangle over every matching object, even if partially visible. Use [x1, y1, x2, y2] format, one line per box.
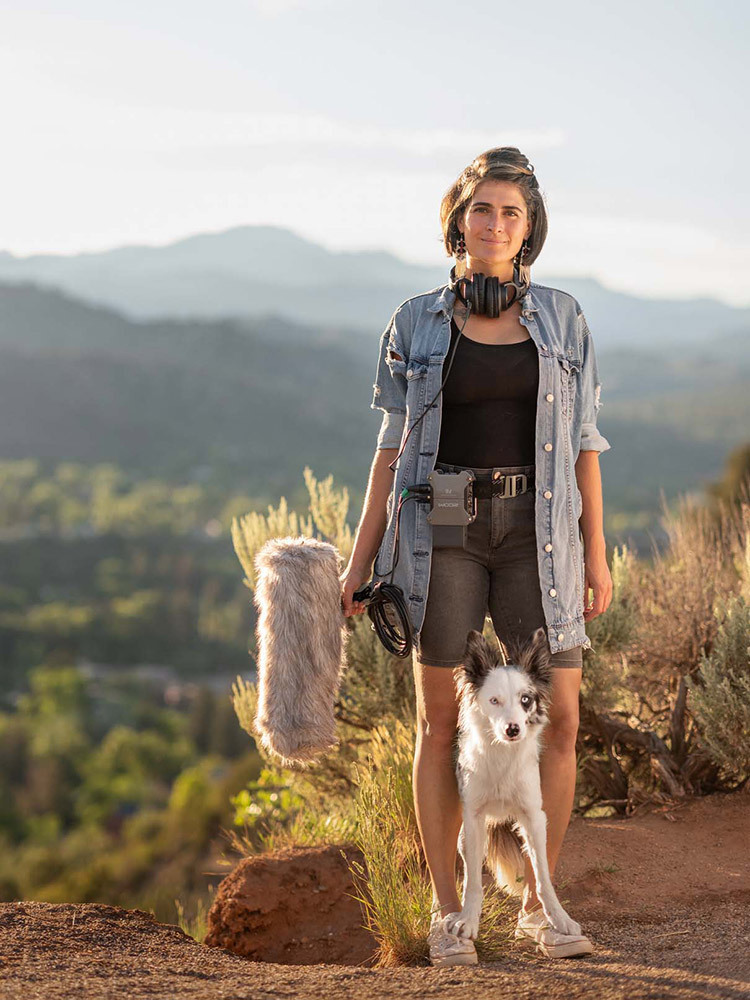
[174, 889, 213, 943]
[581, 544, 638, 716]
[687, 592, 750, 782]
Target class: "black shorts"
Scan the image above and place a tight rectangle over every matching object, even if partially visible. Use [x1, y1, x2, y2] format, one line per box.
[414, 461, 584, 669]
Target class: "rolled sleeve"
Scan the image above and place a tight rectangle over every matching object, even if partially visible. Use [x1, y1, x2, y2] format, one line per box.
[577, 310, 611, 455]
[371, 309, 408, 450]
[375, 409, 407, 450]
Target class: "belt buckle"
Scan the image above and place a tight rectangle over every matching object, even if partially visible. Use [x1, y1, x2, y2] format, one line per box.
[491, 473, 529, 498]
[494, 473, 526, 498]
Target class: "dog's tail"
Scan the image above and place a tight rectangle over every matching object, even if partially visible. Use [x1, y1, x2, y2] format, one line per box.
[486, 821, 527, 897]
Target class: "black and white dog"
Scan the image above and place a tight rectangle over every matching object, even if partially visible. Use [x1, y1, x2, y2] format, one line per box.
[445, 626, 582, 941]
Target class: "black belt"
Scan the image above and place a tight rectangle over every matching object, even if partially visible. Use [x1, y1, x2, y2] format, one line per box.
[472, 471, 535, 499]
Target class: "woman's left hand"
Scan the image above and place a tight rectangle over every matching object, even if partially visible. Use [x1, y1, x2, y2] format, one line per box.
[583, 553, 613, 622]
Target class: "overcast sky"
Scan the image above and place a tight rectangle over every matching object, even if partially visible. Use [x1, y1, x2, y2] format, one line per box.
[3, 0, 748, 305]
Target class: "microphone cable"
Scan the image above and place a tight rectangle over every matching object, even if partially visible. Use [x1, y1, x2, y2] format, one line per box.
[385, 302, 472, 476]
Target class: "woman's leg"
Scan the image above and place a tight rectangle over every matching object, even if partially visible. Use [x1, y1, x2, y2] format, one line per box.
[412, 659, 463, 918]
[483, 477, 584, 914]
[412, 469, 493, 918]
[520, 665, 582, 914]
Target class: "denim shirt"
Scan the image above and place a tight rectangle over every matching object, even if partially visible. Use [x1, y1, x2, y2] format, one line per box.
[369, 279, 611, 656]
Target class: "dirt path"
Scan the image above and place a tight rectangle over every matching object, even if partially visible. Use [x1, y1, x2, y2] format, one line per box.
[555, 790, 747, 921]
[0, 792, 748, 1000]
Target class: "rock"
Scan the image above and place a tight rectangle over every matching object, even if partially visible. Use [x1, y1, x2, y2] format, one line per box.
[204, 843, 377, 966]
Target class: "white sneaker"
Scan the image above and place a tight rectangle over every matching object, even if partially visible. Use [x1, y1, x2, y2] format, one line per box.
[428, 911, 479, 968]
[515, 906, 594, 959]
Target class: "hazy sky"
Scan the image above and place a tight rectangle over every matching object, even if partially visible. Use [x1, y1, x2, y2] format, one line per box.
[3, 0, 748, 305]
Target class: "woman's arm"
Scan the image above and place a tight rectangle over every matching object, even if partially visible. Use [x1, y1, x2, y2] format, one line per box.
[346, 449, 397, 570]
[341, 447, 399, 616]
[341, 308, 409, 615]
[575, 451, 612, 622]
[575, 308, 613, 622]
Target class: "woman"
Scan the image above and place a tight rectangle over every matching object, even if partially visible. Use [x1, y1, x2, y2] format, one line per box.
[340, 147, 613, 965]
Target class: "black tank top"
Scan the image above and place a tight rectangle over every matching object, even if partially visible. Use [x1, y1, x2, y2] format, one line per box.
[435, 316, 539, 467]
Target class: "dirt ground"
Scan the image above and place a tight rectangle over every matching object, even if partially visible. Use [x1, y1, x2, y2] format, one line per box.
[1, 791, 748, 1000]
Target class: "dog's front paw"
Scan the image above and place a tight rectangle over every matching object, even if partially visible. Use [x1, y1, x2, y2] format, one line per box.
[551, 912, 582, 937]
[445, 908, 480, 940]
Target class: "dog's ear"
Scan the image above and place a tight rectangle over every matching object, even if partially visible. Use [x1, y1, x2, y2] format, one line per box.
[460, 629, 495, 690]
[514, 626, 554, 688]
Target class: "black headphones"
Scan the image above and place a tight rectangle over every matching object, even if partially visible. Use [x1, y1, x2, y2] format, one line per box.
[448, 260, 530, 318]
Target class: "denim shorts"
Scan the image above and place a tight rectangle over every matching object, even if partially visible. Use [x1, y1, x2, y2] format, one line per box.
[414, 461, 584, 670]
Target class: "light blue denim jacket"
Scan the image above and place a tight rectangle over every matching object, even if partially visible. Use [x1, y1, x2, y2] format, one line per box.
[369, 279, 611, 656]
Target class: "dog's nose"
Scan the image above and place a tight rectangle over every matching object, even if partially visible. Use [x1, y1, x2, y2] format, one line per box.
[506, 723, 520, 738]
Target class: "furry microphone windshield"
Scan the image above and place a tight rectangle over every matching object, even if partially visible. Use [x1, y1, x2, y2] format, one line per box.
[252, 536, 348, 767]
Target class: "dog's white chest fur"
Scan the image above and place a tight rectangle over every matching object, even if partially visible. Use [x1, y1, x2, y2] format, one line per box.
[459, 727, 543, 822]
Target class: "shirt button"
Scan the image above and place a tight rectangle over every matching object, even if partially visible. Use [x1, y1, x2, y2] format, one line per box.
[544, 442, 553, 451]
[557, 632, 565, 642]
[543, 490, 552, 499]
[546, 393, 554, 402]
[544, 543, 552, 552]
[549, 588, 557, 597]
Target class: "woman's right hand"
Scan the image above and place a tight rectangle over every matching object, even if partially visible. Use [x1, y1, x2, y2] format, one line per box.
[340, 564, 370, 617]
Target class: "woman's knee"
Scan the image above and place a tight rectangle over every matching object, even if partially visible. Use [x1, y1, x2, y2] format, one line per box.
[416, 710, 458, 748]
[542, 664, 582, 752]
[413, 661, 460, 749]
[415, 690, 459, 747]
[543, 708, 579, 752]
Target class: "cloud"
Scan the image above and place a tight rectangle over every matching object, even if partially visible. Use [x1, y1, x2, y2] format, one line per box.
[6, 85, 566, 160]
[248, 0, 338, 14]
[537, 212, 750, 306]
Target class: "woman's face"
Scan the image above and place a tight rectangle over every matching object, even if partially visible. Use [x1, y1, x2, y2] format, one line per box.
[458, 178, 531, 274]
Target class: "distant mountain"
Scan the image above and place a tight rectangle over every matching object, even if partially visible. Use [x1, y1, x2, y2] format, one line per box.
[0, 227, 441, 337]
[0, 282, 378, 503]
[1, 226, 747, 351]
[0, 281, 747, 542]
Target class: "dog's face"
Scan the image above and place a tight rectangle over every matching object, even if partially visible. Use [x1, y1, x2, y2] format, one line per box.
[457, 627, 554, 743]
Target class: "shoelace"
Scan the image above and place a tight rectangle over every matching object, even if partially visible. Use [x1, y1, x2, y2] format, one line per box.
[429, 913, 475, 949]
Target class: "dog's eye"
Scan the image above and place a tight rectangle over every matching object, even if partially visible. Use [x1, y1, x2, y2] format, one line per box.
[489, 696, 499, 705]
[521, 695, 533, 707]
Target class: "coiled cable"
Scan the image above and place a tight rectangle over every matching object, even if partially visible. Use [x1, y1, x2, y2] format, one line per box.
[352, 579, 413, 658]
[351, 487, 425, 657]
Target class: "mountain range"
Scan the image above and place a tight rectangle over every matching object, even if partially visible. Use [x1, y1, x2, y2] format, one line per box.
[0, 225, 748, 550]
[1, 226, 748, 353]
[1, 275, 748, 552]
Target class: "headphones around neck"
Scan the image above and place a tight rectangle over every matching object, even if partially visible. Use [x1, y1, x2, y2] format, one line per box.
[448, 260, 530, 318]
